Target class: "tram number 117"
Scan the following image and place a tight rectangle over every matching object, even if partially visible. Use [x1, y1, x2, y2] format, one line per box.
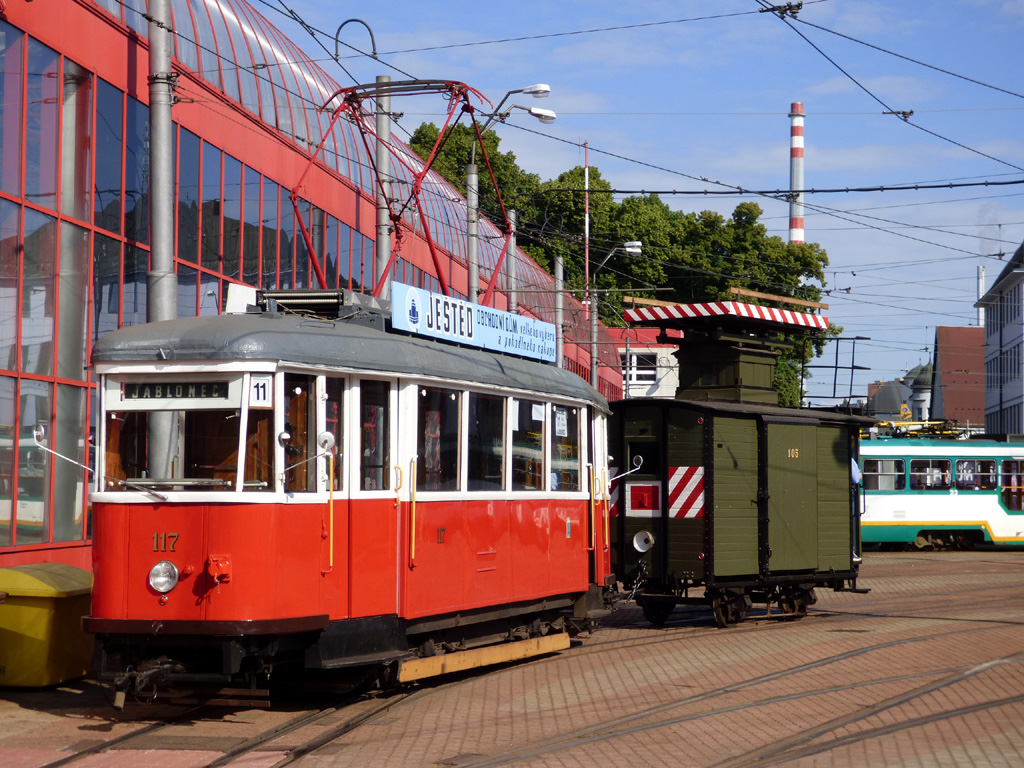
[152, 532, 179, 552]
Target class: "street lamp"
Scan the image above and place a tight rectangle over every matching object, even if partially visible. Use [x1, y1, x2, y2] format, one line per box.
[467, 85, 555, 304]
[591, 241, 642, 391]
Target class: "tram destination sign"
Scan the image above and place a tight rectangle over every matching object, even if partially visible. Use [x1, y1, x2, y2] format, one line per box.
[123, 381, 229, 400]
[391, 283, 556, 363]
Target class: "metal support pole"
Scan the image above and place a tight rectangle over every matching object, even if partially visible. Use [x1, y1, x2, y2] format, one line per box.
[376, 75, 392, 299]
[466, 163, 479, 303]
[590, 287, 599, 390]
[508, 209, 517, 313]
[147, 0, 178, 479]
[555, 253, 563, 367]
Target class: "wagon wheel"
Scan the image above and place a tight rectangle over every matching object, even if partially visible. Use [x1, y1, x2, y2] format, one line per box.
[778, 592, 808, 619]
[641, 600, 675, 626]
[708, 590, 737, 628]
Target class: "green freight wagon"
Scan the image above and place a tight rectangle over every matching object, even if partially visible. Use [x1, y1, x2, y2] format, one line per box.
[610, 398, 869, 626]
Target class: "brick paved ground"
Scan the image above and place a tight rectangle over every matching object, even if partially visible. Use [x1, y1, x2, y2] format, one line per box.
[3, 550, 1024, 767]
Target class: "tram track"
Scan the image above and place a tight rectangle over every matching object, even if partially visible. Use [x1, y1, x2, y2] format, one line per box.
[449, 622, 1022, 768]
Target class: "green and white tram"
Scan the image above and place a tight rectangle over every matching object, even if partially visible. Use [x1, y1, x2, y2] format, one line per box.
[860, 437, 1024, 548]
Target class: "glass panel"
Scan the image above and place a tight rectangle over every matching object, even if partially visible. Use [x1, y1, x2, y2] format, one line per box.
[551, 405, 580, 492]
[325, 377, 344, 491]
[261, 181, 279, 289]
[278, 193, 294, 289]
[512, 399, 544, 491]
[0, 375, 14, 545]
[239, 7, 276, 125]
[93, 234, 120, 342]
[201, 142, 222, 271]
[94, 79, 122, 233]
[186, 0, 222, 89]
[468, 393, 504, 491]
[0, 200, 18, 372]
[200, 271, 220, 316]
[25, 39, 59, 211]
[124, 96, 149, 244]
[170, 0, 201, 73]
[1001, 460, 1024, 511]
[177, 128, 200, 264]
[53, 385, 86, 542]
[220, 1, 260, 114]
[243, 405, 273, 491]
[58, 223, 90, 380]
[339, 222, 351, 289]
[103, 411, 146, 488]
[122, 0, 148, 36]
[17, 378, 51, 545]
[909, 458, 951, 491]
[955, 459, 997, 491]
[22, 208, 56, 376]
[184, 409, 240, 488]
[325, 215, 339, 289]
[0, 21, 24, 196]
[283, 373, 315, 492]
[204, 0, 240, 102]
[296, 199, 318, 289]
[862, 458, 905, 491]
[178, 263, 198, 317]
[122, 244, 148, 328]
[242, 167, 260, 286]
[95, 0, 121, 21]
[223, 153, 241, 280]
[60, 60, 93, 222]
[417, 387, 460, 491]
[359, 380, 389, 491]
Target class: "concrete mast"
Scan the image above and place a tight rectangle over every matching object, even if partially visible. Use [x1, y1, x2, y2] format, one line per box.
[788, 102, 805, 245]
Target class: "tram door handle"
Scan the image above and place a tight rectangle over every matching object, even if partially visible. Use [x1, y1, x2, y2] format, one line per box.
[393, 465, 403, 509]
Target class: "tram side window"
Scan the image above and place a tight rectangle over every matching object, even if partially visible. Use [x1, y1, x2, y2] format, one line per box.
[283, 374, 316, 492]
[862, 458, 906, 491]
[325, 377, 344, 491]
[909, 458, 951, 491]
[512, 399, 545, 491]
[360, 380, 390, 491]
[1001, 460, 1024, 511]
[551, 406, 580, 492]
[468, 393, 504, 491]
[417, 387, 460, 491]
[955, 459, 997, 491]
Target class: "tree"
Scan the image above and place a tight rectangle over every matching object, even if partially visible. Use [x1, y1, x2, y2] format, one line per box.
[407, 121, 835, 405]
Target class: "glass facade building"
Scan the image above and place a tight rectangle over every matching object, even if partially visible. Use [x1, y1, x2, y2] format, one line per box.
[0, 0, 618, 567]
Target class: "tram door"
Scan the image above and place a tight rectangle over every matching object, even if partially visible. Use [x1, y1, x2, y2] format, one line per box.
[349, 379, 399, 618]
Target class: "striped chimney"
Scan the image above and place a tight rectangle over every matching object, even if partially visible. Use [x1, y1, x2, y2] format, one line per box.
[789, 102, 805, 244]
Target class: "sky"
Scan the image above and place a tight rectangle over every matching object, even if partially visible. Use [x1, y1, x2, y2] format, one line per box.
[261, 0, 1024, 405]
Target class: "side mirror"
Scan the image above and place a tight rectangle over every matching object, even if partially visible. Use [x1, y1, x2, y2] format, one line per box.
[33, 424, 46, 445]
[277, 431, 292, 447]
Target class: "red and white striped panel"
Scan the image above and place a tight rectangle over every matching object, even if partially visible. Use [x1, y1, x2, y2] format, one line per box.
[624, 300, 828, 330]
[625, 481, 660, 518]
[668, 466, 705, 519]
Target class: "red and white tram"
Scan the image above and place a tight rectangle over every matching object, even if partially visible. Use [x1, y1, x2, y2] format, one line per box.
[84, 289, 612, 703]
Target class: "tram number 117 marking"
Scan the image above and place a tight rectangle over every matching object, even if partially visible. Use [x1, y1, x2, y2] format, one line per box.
[153, 532, 179, 552]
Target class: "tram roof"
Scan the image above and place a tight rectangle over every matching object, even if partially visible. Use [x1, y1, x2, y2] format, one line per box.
[92, 312, 607, 410]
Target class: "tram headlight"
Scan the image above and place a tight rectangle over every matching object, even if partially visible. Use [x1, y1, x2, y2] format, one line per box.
[149, 560, 180, 593]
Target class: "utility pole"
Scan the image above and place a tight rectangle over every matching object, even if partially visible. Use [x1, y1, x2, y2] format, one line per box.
[147, 0, 178, 479]
[375, 75, 392, 299]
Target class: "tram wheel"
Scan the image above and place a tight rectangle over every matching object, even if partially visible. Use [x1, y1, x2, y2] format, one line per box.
[641, 600, 675, 626]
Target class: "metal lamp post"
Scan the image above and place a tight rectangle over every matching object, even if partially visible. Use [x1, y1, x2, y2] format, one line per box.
[467, 85, 553, 304]
[590, 241, 642, 391]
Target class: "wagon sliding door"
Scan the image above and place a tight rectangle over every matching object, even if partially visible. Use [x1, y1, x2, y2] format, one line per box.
[762, 419, 818, 573]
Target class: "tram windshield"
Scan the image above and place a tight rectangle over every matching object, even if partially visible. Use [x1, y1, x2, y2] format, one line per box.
[99, 375, 274, 493]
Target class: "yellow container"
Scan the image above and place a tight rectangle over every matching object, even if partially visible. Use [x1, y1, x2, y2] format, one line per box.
[0, 563, 93, 687]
